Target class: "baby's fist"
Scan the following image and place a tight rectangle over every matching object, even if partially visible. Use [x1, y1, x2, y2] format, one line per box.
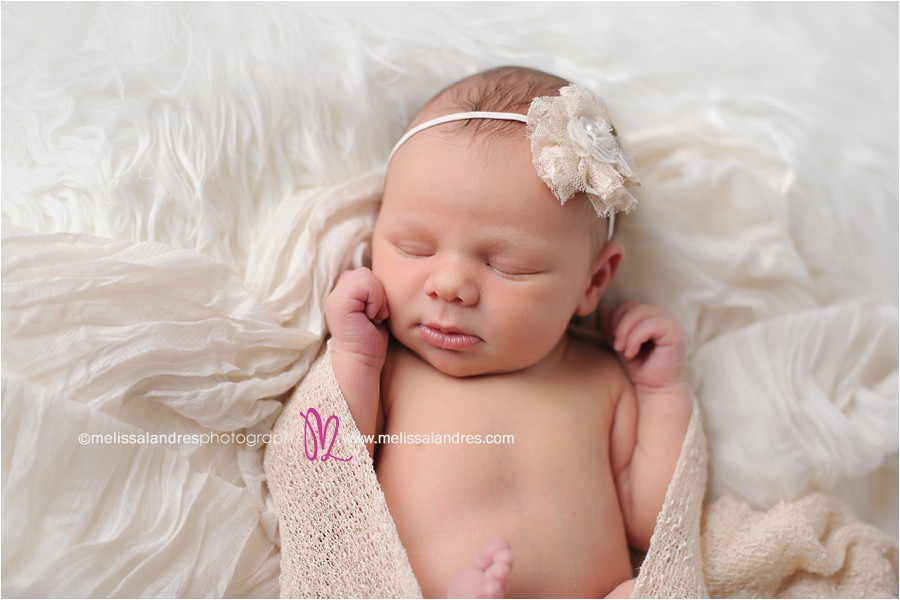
[325, 268, 390, 369]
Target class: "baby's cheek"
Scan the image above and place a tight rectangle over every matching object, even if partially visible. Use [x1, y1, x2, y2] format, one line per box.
[502, 305, 565, 350]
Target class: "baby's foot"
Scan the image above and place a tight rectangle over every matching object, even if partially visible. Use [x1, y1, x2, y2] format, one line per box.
[446, 537, 513, 599]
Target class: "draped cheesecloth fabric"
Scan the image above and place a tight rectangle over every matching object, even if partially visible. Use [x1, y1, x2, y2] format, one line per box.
[264, 343, 710, 598]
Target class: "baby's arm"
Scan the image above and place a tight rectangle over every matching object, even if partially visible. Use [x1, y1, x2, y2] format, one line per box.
[324, 268, 390, 458]
[607, 301, 692, 550]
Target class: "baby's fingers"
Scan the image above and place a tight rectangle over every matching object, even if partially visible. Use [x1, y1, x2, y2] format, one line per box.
[365, 283, 390, 324]
[610, 304, 683, 355]
[619, 315, 673, 359]
[605, 300, 641, 341]
[328, 268, 389, 324]
[608, 302, 654, 351]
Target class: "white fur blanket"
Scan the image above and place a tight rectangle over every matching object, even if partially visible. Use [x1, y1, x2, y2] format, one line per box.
[2, 2, 897, 596]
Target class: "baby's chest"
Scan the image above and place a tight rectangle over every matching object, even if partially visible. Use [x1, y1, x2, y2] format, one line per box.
[380, 365, 616, 493]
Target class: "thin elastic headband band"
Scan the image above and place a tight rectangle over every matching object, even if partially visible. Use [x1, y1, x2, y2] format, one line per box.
[387, 111, 616, 240]
[388, 111, 527, 162]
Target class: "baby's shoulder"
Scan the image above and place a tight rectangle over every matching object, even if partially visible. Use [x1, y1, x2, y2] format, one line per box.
[563, 332, 630, 386]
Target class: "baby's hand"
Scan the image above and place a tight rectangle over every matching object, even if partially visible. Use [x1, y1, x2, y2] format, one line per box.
[606, 301, 687, 393]
[325, 268, 390, 369]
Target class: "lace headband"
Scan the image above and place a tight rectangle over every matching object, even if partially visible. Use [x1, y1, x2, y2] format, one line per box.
[388, 85, 641, 241]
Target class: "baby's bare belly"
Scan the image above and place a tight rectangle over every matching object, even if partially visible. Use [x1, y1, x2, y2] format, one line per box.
[377, 407, 633, 597]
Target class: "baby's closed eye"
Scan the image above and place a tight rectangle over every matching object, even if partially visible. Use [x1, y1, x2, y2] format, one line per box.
[394, 242, 435, 258]
[486, 258, 544, 279]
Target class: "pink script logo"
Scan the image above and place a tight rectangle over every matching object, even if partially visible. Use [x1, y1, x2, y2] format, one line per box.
[299, 407, 352, 462]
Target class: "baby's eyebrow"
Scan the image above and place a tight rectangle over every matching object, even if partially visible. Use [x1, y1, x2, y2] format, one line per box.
[382, 212, 433, 232]
[483, 230, 548, 255]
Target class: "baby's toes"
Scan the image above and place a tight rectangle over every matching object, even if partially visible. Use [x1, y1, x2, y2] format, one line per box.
[484, 550, 513, 595]
[479, 578, 504, 598]
[476, 537, 511, 564]
[487, 549, 512, 577]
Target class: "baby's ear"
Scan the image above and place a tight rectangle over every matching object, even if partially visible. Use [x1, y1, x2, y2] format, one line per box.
[575, 241, 623, 316]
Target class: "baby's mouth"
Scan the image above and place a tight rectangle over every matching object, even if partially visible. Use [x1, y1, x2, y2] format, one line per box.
[418, 324, 482, 350]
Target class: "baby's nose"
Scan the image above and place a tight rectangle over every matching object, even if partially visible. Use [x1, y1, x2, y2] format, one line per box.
[424, 257, 478, 306]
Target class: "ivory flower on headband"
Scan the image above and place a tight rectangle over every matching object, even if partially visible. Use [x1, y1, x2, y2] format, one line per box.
[526, 85, 640, 218]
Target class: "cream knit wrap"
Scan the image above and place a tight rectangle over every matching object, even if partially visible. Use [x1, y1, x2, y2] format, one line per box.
[264, 343, 898, 598]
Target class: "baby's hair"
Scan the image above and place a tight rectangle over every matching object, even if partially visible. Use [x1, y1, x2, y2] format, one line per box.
[447, 66, 568, 112]
[420, 66, 569, 138]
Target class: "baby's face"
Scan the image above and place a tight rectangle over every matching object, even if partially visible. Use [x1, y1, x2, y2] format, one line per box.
[373, 127, 604, 377]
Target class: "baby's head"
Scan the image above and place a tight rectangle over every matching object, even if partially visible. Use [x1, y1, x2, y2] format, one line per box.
[373, 66, 636, 377]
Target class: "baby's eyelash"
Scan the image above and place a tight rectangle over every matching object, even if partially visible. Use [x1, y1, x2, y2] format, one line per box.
[394, 244, 433, 258]
[487, 262, 540, 279]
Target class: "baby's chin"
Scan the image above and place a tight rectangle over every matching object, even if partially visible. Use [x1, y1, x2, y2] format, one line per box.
[410, 344, 537, 379]
[424, 355, 491, 378]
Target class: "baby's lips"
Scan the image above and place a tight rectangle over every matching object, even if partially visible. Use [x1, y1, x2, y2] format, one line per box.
[418, 323, 483, 350]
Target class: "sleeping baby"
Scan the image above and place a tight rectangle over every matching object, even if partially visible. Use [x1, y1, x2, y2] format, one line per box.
[325, 66, 692, 598]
